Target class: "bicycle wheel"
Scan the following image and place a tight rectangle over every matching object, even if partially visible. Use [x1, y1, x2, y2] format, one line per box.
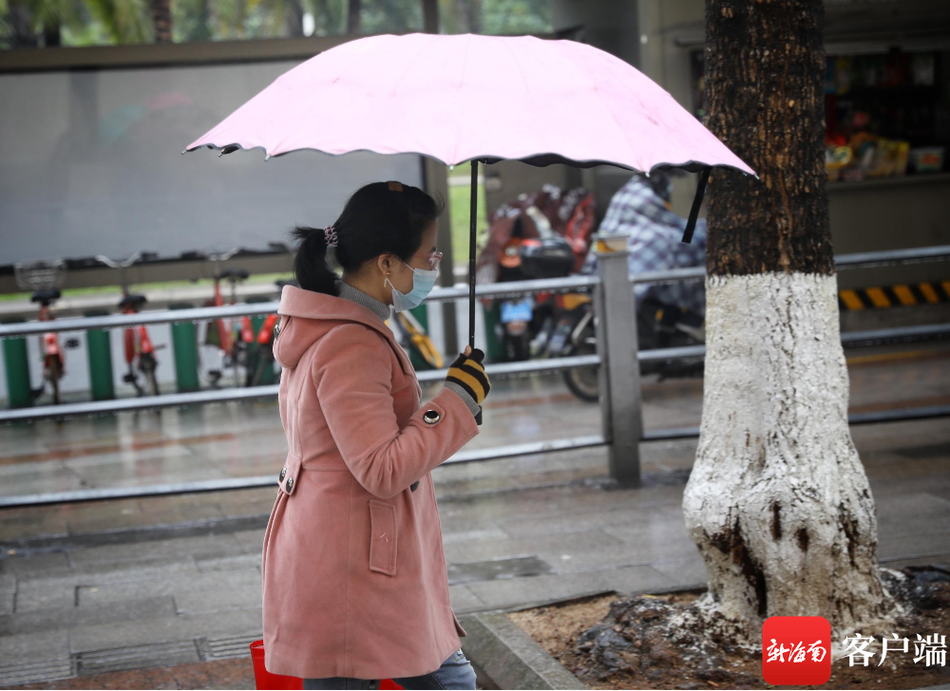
[48, 357, 62, 405]
[562, 341, 599, 403]
[140, 353, 160, 396]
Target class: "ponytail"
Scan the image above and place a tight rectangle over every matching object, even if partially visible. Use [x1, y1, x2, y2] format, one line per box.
[292, 226, 340, 296]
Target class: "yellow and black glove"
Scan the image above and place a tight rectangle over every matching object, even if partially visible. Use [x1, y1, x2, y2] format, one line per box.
[443, 348, 490, 420]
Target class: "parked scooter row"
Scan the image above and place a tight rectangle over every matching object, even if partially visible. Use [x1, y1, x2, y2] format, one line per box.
[11, 252, 288, 405]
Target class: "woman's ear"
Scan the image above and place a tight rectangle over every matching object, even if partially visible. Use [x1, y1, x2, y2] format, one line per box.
[376, 253, 395, 277]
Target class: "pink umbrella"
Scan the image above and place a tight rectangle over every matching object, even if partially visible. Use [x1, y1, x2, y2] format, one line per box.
[184, 32, 755, 348]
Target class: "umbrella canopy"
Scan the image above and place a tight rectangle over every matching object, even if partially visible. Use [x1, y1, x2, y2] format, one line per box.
[184, 32, 755, 359]
[185, 32, 752, 176]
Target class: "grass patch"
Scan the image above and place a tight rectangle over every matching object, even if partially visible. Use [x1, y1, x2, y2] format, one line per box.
[448, 160, 490, 269]
[0, 273, 294, 303]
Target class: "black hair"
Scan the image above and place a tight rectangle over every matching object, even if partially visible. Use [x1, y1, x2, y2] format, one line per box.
[292, 181, 445, 296]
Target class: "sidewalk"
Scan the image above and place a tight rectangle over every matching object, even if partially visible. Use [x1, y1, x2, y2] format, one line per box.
[1, 346, 949, 688]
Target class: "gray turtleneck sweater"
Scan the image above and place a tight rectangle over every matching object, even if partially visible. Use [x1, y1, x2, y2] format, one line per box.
[334, 278, 480, 417]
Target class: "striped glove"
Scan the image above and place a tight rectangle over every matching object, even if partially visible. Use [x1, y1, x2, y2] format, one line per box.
[444, 348, 491, 407]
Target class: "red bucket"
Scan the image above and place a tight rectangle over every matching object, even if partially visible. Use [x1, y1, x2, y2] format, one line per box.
[250, 640, 403, 690]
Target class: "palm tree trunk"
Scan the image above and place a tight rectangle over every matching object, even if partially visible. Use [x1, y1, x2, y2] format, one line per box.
[285, 0, 305, 36]
[153, 0, 173, 42]
[347, 0, 361, 34]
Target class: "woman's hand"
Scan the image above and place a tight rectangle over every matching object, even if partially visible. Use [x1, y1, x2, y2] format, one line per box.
[445, 347, 490, 406]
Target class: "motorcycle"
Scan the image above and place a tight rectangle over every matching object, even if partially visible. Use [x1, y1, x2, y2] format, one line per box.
[476, 184, 597, 362]
[553, 295, 706, 403]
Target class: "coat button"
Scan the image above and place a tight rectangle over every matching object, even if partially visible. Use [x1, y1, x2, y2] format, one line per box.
[285, 477, 294, 492]
[279, 467, 286, 482]
[423, 410, 440, 424]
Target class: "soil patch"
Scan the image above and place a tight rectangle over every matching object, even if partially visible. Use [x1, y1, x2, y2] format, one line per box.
[507, 565, 950, 689]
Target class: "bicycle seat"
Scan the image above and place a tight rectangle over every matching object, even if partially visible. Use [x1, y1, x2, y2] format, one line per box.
[119, 294, 147, 309]
[31, 289, 61, 304]
[221, 269, 249, 281]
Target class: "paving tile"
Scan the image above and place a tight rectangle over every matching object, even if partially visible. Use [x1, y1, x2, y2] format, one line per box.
[76, 568, 261, 611]
[874, 492, 950, 539]
[0, 574, 14, 616]
[0, 595, 178, 636]
[195, 553, 262, 573]
[0, 628, 70, 662]
[67, 534, 244, 566]
[465, 565, 673, 610]
[14, 580, 75, 613]
[647, 556, 710, 588]
[878, 532, 950, 562]
[173, 579, 262, 616]
[70, 607, 263, 653]
[442, 528, 623, 564]
[231, 529, 266, 554]
[497, 503, 684, 539]
[0, 551, 70, 577]
[449, 585, 484, 613]
[441, 527, 509, 545]
[17, 557, 199, 588]
[536, 538, 696, 574]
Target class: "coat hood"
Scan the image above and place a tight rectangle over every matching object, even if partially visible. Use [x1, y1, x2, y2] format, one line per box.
[274, 284, 397, 370]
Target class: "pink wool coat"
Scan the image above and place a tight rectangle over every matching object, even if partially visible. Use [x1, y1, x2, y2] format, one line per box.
[262, 284, 479, 681]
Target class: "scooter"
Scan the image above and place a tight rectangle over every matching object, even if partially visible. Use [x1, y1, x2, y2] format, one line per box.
[31, 289, 69, 405]
[244, 280, 291, 387]
[14, 260, 78, 406]
[96, 253, 163, 396]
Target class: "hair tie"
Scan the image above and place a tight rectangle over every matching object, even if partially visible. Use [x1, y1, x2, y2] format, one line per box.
[324, 224, 338, 247]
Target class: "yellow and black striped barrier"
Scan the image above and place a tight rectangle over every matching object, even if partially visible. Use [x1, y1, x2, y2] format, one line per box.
[839, 281, 950, 310]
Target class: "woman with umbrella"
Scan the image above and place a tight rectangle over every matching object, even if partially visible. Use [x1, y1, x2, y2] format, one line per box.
[184, 31, 754, 691]
[264, 180, 490, 689]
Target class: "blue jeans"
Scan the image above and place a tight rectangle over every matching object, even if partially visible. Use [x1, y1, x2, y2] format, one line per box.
[302, 647, 477, 690]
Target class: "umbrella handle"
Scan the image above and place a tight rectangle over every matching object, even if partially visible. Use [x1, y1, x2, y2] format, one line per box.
[681, 166, 711, 244]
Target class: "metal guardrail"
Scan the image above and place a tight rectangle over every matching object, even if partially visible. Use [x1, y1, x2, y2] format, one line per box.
[1, 242, 949, 508]
[3, 245, 947, 339]
[8, 318, 948, 424]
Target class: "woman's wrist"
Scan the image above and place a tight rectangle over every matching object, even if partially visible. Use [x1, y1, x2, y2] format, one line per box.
[443, 381, 481, 417]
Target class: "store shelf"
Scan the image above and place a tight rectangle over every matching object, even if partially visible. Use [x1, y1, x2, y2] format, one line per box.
[827, 172, 950, 192]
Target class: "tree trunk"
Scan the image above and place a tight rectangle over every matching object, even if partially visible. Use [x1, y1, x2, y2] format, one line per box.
[152, 0, 173, 42]
[285, 0, 306, 37]
[43, 23, 62, 47]
[680, 0, 902, 655]
[422, 0, 439, 33]
[347, 0, 361, 34]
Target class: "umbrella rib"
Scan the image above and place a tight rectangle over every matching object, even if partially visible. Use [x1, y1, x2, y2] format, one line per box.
[559, 46, 648, 173]
[449, 33, 475, 165]
[388, 33, 442, 96]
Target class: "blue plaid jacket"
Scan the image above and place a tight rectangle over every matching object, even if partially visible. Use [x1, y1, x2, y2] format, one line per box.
[580, 175, 707, 317]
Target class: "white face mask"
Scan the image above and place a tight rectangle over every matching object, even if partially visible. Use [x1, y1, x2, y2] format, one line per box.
[385, 261, 440, 312]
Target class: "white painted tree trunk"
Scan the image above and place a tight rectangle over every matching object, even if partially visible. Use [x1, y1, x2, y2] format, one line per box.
[681, 272, 903, 656]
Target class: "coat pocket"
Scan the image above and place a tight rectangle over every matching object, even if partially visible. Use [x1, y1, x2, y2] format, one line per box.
[368, 500, 397, 576]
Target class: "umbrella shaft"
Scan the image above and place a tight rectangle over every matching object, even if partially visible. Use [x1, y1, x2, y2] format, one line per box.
[469, 160, 478, 349]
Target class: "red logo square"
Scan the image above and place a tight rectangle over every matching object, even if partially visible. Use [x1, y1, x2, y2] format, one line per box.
[762, 616, 831, 685]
